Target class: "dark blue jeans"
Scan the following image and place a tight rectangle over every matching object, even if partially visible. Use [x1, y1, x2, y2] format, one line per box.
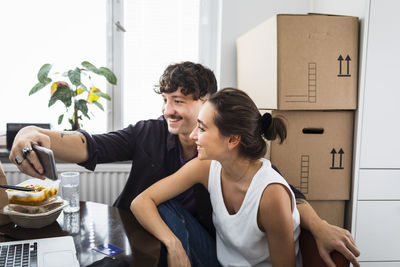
[157, 200, 220, 267]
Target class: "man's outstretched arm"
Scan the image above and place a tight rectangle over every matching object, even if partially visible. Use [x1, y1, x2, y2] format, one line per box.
[9, 126, 88, 179]
[297, 199, 360, 267]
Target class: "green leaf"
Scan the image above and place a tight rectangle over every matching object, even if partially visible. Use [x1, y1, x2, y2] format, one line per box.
[93, 90, 111, 100]
[58, 114, 64, 125]
[98, 67, 117, 85]
[81, 61, 101, 75]
[68, 68, 81, 86]
[48, 84, 73, 107]
[37, 64, 52, 83]
[48, 93, 58, 107]
[29, 82, 47, 95]
[92, 101, 104, 111]
[76, 99, 90, 119]
[81, 61, 117, 85]
[64, 98, 72, 107]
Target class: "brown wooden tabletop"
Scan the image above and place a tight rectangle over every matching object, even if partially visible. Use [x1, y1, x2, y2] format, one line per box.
[0, 201, 161, 266]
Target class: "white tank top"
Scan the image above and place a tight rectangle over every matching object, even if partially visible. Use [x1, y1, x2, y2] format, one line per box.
[208, 158, 302, 267]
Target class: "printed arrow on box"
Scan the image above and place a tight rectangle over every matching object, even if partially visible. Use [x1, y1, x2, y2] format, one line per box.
[330, 148, 344, 169]
[337, 55, 351, 77]
[330, 148, 337, 169]
[345, 55, 351, 75]
[337, 55, 343, 75]
[338, 148, 344, 169]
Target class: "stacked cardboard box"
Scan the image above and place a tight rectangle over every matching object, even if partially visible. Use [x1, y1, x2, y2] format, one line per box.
[237, 14, 359, 227]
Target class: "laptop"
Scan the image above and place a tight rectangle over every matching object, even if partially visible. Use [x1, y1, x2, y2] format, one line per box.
[0, 236, 79, 267]
[0, 162, 79, 267]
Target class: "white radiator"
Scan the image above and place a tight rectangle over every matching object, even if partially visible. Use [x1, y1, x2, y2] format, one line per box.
[2, 163, 131, 206]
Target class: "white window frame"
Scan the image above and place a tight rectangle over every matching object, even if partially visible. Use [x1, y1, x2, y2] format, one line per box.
[107, 0, 124, 131]
[199, 0, 222, 85]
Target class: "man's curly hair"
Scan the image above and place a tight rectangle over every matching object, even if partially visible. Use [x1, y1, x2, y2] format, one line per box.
[154, 61, 217, 100]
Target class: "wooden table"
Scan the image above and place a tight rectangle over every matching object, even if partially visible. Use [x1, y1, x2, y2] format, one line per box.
[0, 201, 161, 266]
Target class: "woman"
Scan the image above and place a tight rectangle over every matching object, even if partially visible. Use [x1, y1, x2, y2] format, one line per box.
[131, 88, 301, 267]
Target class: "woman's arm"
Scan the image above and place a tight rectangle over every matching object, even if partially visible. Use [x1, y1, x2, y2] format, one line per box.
[130, 158, 210, 266]
[258, 184, 296, 267]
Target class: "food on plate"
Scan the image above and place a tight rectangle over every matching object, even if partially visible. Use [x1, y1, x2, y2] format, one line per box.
[7, 184, 58, 205]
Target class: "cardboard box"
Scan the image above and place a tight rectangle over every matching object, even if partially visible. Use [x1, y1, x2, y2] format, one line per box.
[308, 200, 345, 228]
[270, 111, 354, 200]
[237, 14, 359, 110]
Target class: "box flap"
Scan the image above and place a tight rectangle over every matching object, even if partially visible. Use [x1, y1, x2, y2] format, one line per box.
[237, 15, 278, 109]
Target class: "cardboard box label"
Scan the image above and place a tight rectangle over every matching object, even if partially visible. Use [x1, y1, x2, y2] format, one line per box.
[337, 54, 353, 77]
[330, 148, 345, 170]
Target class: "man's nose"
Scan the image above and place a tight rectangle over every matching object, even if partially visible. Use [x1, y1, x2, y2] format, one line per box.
[163, 101, 175, 116]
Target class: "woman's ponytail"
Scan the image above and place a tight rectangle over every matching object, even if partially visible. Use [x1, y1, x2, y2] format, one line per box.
[260, 113, 287, 144]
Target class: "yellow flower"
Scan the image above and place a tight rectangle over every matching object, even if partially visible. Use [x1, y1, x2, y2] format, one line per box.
[51, 83, 57, 95]
[87, 87, 100, 103]
[76, 87, 84, 96]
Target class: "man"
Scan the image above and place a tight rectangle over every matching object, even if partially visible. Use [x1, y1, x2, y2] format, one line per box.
[10, 61, 359, 266]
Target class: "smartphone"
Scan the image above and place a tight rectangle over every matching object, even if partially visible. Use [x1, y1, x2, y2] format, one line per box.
[32, 145, 58, 180]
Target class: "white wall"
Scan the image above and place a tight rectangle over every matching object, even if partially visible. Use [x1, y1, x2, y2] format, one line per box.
[311, 0, 367, 18]
[217, 0, 310, 88]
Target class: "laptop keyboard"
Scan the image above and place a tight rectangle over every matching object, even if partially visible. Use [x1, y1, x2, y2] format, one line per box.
[0, 242, 37, 267]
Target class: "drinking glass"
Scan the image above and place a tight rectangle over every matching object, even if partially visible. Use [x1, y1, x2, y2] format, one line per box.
[61, 172, 80, 213]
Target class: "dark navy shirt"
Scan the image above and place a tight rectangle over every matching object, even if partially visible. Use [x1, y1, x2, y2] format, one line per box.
[77, 116, 305, 237]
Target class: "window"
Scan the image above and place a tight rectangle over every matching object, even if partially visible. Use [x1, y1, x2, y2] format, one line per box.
[0, 0, 108, 133]
[0, 0, 204, 134]
[120, 0, 200, 127]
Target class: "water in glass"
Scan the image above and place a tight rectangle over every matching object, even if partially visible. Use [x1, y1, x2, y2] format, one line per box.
[61, 172, 80, 213]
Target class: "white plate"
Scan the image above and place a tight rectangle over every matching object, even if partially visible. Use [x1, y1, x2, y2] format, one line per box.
[5, 196, 65, 216]
[1, 199, 68, 229]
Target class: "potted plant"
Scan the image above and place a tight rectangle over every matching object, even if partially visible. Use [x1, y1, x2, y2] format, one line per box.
[29, 61, 117, 130]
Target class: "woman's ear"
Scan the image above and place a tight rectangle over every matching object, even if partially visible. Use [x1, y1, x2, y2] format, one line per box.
[228, 135, 241, 150]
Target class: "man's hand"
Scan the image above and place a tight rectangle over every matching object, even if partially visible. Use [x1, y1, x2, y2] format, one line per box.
[296, 200, 360, 267]
[9, 126, 50, 179]
[313, 220, 360, 267]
